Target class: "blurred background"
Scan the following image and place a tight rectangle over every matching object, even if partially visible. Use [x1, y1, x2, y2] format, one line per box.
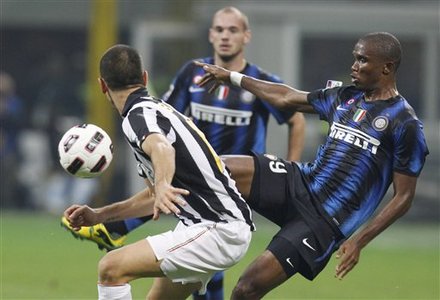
[1, 0, 438, 220]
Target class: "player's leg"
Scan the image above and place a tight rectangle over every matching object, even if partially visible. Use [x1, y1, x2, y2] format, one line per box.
[231, 224, 306, 299]
[97, 238, 163, 299]
[103, 215, 153, 239]
[221, 155, 255, 201]
[231, 249, 289, 299]
[149, 277, 201, 300]
[192, 271, 224, 300]
[187, 155, 252, 300]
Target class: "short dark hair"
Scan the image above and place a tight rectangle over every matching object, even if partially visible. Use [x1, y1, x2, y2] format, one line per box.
[99, 44, 144, 90]
[359, 32, 402, 71]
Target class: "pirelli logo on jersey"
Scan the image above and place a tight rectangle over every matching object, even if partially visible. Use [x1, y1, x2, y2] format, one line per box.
[329, 122, 380, 154]
[190, 103, 252, 126]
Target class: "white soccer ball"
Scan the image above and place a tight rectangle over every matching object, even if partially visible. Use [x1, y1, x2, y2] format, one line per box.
[58, 124, 113, 178]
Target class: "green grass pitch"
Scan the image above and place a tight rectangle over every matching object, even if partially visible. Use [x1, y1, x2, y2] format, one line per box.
[1, 211, 438, 299]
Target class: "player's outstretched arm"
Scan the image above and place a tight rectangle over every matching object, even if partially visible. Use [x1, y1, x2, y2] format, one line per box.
[63, 187, 155, 230]
[194, 61, 313, 113]
[335, 172, 417, 279]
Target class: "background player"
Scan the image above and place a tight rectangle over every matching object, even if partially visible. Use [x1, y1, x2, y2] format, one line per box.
[195, 31, 429, 298]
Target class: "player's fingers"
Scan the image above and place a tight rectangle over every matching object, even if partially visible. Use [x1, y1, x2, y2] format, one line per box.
[158, 202, 172, 215]
[153, 207, 160, 221]
[64, 205, 79, 218]
[69, 206, 85, 220]
[336, 262, 354, 280]
[174, 198, 187, 207]
[167, 202, 181, 215]
[208, 82, 220, 94]
[335, 254, 358, 279]
[197, 74, 212, 87]
[174, 187, 189, 196]
[335, 248, 343, 259]
[193, 60, 206, 68]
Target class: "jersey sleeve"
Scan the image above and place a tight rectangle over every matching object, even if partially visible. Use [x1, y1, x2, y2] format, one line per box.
[162, 60, 194, 113]
[307, 87, 344, 122]
[124, 106, 166, 149]
[393, 119, 429, 176]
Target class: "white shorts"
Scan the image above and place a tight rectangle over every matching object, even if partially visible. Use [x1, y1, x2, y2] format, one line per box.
[146, 220, 252, 294]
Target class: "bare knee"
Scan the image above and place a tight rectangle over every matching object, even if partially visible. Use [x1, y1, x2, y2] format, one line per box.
[232, 250, 287, 299]
[232, 275, 265, 300]
[98, 252, 125, 285]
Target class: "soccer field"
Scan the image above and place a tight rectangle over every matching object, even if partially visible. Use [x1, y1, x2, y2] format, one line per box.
[1, 211, 439, 300]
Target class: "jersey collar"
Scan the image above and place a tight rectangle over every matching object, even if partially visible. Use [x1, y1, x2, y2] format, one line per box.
[122, 87, 150, 117]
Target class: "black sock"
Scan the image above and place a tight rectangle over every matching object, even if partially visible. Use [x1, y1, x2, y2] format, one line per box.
[104, 215, 153, 236]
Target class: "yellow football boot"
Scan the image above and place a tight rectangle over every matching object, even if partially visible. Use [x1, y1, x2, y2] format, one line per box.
[61, 216, 126, 251]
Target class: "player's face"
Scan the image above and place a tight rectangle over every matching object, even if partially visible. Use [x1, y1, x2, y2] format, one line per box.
[350, 40, 386, 91]
[209, 12, 250, 62]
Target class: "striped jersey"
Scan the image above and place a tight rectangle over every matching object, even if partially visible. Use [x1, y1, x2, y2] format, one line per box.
[121, 88, 254, 230]
[162, 57, 294, 155]
[298, 86, 428, 237]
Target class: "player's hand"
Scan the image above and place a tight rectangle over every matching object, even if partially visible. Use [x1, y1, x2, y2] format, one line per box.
[335, 238, 361, 280]
[64, 205, 99, 231]
[152, 182, 188, 220]
[193, 61, 231, 93]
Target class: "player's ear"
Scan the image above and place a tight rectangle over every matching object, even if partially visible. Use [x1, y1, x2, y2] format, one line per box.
[208, 28, 215, 44]
[383, 62, 394, 75]
[99, 78, 108, 93]
[143, 70, 148, 86]
[244, 29, 251, 45]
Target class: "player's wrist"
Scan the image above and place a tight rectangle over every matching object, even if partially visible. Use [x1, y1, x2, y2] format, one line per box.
[229, 71, 244, 87]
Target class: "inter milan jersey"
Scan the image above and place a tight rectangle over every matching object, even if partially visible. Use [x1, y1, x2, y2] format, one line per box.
[163, 57, 293, 155]
[298, 86, 428, 237]
[121, 88, 254, 230]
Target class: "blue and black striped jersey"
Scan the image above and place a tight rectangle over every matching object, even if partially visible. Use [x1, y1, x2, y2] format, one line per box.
[121, 88, 254, 230]
[163, 57, 293, 155]
[298, 86, 428, 237]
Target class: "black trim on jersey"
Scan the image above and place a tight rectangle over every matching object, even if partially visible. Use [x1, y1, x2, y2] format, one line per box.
[122, 88, 150, 117]
[156, 110, 172, 136]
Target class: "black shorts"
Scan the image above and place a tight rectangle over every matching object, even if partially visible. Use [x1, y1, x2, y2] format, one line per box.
[249, 153, 343, 280]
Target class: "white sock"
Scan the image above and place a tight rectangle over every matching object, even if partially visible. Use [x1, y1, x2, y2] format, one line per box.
[98, 284, 132, 300]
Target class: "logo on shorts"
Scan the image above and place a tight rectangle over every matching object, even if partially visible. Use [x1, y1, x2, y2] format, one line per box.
[263, 154, 278, 160]
[286, 258, 294, 268]
[302, 238, 316, 251]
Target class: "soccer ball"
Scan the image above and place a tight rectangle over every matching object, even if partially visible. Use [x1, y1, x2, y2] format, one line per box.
[58, 124, 113, 178]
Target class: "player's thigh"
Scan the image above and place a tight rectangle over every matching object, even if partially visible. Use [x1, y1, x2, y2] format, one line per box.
[99, 239, 163, 283]
[147, 277, 201, 300]
[221, 155, 254, 200]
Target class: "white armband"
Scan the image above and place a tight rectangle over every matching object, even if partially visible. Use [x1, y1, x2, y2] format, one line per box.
[229, 71, 244, 87]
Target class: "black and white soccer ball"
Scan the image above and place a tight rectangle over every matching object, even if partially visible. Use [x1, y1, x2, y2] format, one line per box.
[58, 124, 113, 178]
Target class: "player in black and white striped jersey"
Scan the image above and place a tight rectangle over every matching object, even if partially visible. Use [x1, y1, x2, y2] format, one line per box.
[123, 93, 253, 228]
[63, 44, 254, 300]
